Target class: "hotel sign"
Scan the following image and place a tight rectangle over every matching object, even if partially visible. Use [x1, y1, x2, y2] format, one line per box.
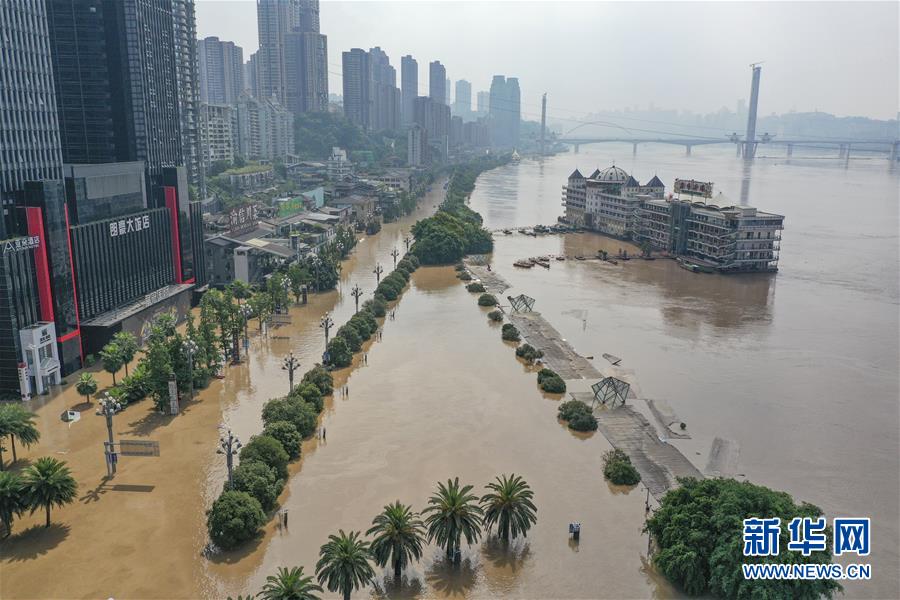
[2, 236, 40, 255]
[110, 214, 151, 237]
[228, 204, 258, 235]
[674, 179, 714, 198]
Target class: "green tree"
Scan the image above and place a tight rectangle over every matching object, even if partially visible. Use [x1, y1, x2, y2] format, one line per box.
[76, 372, 99, 405]
[229, 280, 253, 300]
[239, 435, 290, 480]
[262, 397, 318, 438]
[21, 457, 77, 527]
[207, 490, 266, 550]
[287, 263, 311, 304]
[232, 460, 283, 512]
[602, 449, 641, 485]
[423, 478, 484, 560]
[100, 341, 125, 385]
[268, 272, 291, 311]
[300, 365, 333, 396]
[263, 421, 303, 459]
[646, 478, 842, 599]
[249, 292, 274, 331]
[112, 331, 139, 377]
[336, 324, 362, 353]
[315, 530, 375, 600]
[480, 474, 537, 543]
[0, 471, 26, 536]
[0, 404, 40, 466]
[259, 566, 323, 600]
[325, 338, 352, 369]
[291, 383, 324, 413]
[366, 501, 426, 583]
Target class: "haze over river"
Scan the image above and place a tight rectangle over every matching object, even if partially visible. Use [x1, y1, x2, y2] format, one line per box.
[469, 145, 900, 598]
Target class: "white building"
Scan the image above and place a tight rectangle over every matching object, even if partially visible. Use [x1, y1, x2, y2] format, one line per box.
[19, 322, 61, 397]
[200, 103, 234, 168]
[327, 147, 352, 180]
[582, 166, 664, 237]
[235, 94, 294, 162]
[407, 124, 429, 167]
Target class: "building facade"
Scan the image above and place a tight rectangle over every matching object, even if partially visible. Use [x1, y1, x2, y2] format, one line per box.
[198, 36, 244, 105]
[369, 47, 400, 132]
[489, 75, 521, 148]
[400, 55, 417, 126]
[284, 30, 328, 114]
[342, 48, 373, 129]
[429, 61, 446, 105]
[407, 125, 429, 166]
[199, 104, 235, 168]
[235, 95, 294, 162]
[453, 79, 472, 118]
[256, 0, 299, 104]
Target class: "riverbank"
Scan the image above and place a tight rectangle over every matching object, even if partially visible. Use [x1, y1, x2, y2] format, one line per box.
[465, 259, 703, 499]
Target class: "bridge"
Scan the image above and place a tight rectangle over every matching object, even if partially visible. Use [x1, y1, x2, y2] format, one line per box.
[557, 136, 900, 160]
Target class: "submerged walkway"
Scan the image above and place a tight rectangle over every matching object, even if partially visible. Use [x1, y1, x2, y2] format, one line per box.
[466, 259, 703, 498]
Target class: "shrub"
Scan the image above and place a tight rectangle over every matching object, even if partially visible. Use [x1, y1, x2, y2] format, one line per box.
[487, 310, 503, 322]
[602, 449, 641, 485]
[292, 383, 324, 413]
[501, 323, 520, 341]
[478, 293, 497, 307]
[557, 400, 595, 430]
[206, 491, 266, 550]
[376, 281, 400, 301]
[466, 282, 486, 293]
[394, 268, 410, 282]
[454, 263, 466, 271]
[537, 368, 559, 384]
[569, 411, 598, 431]
[558, 400, 590, 420]
[369, 297, 388, 317]
[397, 258, 414, 273]
[300, 365, 333, 396]
[231, 460, 284, 511]
[325, 337, 352, 368]
[263, 421, 302, 459]
[239, 435, 290, 479]
[336, 324, 362, 352]
[407, 255, 420, 269]
[357, 311, 378, 336]
[457, 271, 473, 281]
[515, 343, 545, 364]
[646, 478, 841, 599]
[540, 374, 567, 394]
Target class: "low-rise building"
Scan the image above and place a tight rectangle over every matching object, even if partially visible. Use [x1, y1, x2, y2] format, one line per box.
[327, 147, 352, 181]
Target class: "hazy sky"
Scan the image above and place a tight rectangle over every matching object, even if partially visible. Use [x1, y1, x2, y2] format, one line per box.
[196, 1, 899, 122]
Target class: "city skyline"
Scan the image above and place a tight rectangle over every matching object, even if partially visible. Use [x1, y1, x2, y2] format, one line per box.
[196, 0, 898, 121]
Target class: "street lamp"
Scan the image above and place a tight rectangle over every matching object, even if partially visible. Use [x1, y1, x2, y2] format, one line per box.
[282, 351, 300, 394]
[240, 304, 252, 350]
[373, 263, 384, 285]
[391, 248, 400, 267]
[351, 284, 363, 314]
[217, 428, 242, 489]
[97, 393, 122, 477]
[182, 337, 199, 401]
[404, 234, 412, 251]
[320, 312, 334, 345]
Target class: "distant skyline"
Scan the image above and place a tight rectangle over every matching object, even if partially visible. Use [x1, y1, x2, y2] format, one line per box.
[196, 1, 899, 122]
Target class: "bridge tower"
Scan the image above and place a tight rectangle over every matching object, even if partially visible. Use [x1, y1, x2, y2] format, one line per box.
[743, 63, 762, 159]
[540, 93, 547, 156]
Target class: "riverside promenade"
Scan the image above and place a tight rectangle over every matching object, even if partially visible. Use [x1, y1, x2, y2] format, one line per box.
[465, 258, 703, 498]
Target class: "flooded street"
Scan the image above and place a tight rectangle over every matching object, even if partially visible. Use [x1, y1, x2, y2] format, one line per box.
[469, 146, 900, 599]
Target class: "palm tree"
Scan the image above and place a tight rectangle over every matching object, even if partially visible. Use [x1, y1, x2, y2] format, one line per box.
[423, 478, 484, 561]
[366, 501, 426, 583]
[21, 457, 77, 527]
[480, 474, 538, 543]
[100, 341, 124, 386]
[258, 566, 322, 600]
[0, 404, 40, 466]
[0, 471, 26, 537]
[112, 331, 138, 377]
[315, 530, 375, 600]
[76, 372, 98, 405]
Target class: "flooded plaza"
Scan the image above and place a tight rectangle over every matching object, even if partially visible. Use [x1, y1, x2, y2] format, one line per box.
[2, 145, 898, 599]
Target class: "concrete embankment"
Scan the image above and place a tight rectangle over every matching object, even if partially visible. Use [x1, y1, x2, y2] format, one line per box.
[465, 258, 703, 499]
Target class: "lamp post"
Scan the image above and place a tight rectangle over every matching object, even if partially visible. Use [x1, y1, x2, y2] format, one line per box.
[404, 235, 412, 251]
[350, 284, 363, 314]
[97, 393, 122, 477]
[320, 312, 334, 345]
[282, 351, 300, 394]
[390, 248, 400, 267]
[373, 263, 383, 285]
[240, 304, 252, 350]
[182, 338, 199, 401]
[217, 428, 242, 489]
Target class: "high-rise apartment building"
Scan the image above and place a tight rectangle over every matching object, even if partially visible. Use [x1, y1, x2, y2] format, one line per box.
[172, 0, 202, 195]
[257, 0, 299, 103]
[244, 53, 259, 97]
[198, 36, 245, 105]
[200, 104, 235, 168]
[369, 47, 400, 132]
[453, 80, 472, 117]
[342, 48, 373, 129]
[298, 0, 319, 32]
[489, 75, 521, 148]
[477, 91, 490, 115]
[445, 77, 451, 105]
[284, 30, 329, 114]
[401, 55, 418, 126]
[236, 95, 294, 162]
[429, 61, 446, 105]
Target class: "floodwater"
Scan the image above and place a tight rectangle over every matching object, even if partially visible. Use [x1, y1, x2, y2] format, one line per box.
[469, 145, 900, 599]
[1, 177, 672, 599]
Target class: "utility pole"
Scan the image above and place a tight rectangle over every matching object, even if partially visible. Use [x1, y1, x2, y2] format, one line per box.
[540, 92, 547, 156]
[391, 248, 400, 268]
[98, 393, 122, 477]
[320, 312, 334, 345]
[373, 263, 384, 284]
[351, 284, 363, 313]
[217, 428, 242, 489]
[183, 338, 199, 401]
[282, 351, 300, 393]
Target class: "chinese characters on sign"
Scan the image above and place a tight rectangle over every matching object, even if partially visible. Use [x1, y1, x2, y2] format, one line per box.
[743, 517, 871, 557]
[109, 215, 151, 237]
[228, 204, 258, 235]
[674, 178, 714, 198]
[1, 235, 40, 255]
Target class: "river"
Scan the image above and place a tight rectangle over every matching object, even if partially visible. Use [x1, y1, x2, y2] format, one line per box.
[468, 145, 900, 599]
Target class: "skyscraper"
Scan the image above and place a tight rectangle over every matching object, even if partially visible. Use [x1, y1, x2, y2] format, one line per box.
[257, 0, 299, 103]
[429, 61, 446, 105]
[445, 77, 451, 105]
[401, 55, 418, 126]
[489, 75, 521, 148]
[477, 91, 490, 115]
[453, 79, 472, 117]
[198, 36, 245, 105]
[284, 30, 329, 114]
[172, 0, 202, 195]
[342, 48, 372, 129]
[369, 47, 400, 131]
[298, 0, 319, 32]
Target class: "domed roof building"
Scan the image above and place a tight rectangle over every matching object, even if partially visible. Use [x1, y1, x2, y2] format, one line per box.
[593, 165, 630, 183]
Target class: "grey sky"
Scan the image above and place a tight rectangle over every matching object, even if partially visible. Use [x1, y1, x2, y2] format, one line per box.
[196, 1, 899, 121]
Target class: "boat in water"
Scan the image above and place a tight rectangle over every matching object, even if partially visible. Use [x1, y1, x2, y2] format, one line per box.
[677, 258, 701, 273]
[511, 149, 521, 162]
[514, 259, 534, 268]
